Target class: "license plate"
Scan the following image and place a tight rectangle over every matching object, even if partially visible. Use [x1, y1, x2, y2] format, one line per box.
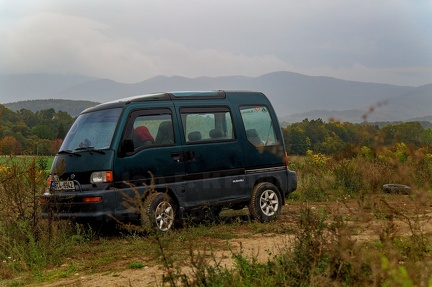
[52, 181, 75, 191]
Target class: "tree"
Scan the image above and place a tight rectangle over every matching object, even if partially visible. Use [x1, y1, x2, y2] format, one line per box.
[11, 120, 31, 137]
[0, 136, 22, 155]
[18, 108, 39, 128]
[423, 128, 432, 146]
[284, 126, 311, 155]
[380, 122, 425, 147]
[32, 125, 56, 140]
[36, 108, 56, 121]
[315, 135, 344, 154]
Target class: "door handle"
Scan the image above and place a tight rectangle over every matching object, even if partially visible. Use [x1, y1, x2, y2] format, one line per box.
[171, 151, 195, 162]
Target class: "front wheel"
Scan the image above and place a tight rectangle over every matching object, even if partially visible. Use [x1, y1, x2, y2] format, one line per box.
[143, 192, 177, 232]
[248, 182, 282, 222]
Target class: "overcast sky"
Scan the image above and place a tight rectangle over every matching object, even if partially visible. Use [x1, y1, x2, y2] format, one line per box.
[1, 0, 431, 86]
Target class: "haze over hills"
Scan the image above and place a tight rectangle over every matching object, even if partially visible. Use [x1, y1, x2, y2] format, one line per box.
[0, 74, 96, 100]
[1, 72, 430, 123]
[4, 99, 100, 117]
[283, 83, 432, 123]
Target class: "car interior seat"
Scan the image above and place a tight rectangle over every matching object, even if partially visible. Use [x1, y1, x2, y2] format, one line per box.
[209, 128, 224, 139]
[155, 121, 174, 144]
[246, 129, 263, 146]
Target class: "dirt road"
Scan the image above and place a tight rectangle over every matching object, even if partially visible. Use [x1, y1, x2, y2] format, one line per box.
[36, 195, 432, 287]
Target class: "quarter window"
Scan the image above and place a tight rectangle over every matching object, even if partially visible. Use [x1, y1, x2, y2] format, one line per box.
[240, 106, 276, 146]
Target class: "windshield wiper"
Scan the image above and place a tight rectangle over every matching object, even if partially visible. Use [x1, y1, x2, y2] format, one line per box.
[74, 146, 106, 154]
[58, 150, 81, 157]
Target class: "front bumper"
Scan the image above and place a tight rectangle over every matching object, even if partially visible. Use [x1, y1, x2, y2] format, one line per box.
[39, 188, 138, 223]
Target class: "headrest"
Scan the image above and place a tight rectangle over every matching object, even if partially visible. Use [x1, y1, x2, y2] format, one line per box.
[188, 131, 202, 141]
[246, 129, 259, 137]
[209, 128, 224, 138]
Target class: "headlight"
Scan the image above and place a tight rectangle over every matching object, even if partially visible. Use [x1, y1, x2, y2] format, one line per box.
[90, 171, 113, 183]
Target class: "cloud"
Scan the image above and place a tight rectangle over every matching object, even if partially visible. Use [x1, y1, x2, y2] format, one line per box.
[0, 0, 431, 86]
[1, 12, 109, 73]
[0, 11, 293, 83]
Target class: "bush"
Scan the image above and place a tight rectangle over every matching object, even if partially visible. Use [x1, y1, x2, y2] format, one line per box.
[0, 156, 81, 281]
[294, 151, 334, 201]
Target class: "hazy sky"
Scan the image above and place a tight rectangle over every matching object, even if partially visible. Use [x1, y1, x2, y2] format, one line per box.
[1, 0, 431, 86]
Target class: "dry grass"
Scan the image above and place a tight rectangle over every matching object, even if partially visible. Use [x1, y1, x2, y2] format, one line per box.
[1, 149, 432, 286]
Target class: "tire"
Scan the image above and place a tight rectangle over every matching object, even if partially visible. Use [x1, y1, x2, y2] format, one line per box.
[248, 182, 282, 222]
[143, 192, 177, 232]
[383, 184, 411, 194]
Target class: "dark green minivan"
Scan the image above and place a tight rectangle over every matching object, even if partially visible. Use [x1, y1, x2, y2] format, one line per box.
[40, 91, 297, 231]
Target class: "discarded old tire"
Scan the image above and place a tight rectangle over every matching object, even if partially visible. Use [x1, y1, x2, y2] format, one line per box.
[383, 184, 411, 194]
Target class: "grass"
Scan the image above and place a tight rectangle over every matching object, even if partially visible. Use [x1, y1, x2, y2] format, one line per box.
[4, 195, 432, 286]
[0, 156, 53, 175]
[1, 147, 432, 286]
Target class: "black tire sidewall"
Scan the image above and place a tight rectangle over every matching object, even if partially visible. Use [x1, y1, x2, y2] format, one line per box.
[144, 192, 177, 231]
[248, 182, 281, 222]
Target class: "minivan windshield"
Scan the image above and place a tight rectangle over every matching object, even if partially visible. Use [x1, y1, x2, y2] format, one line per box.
[60, 108, 122, 152]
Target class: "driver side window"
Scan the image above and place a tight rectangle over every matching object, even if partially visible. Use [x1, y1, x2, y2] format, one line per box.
[124, 109, 174, 151]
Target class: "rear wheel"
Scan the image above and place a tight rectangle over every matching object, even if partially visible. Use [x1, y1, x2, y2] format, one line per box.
[248, 182, 282, 222]
[143, 192, 177, 232]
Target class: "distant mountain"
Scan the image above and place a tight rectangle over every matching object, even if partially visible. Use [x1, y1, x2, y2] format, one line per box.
[4, 99, 99, 117]
[412, 115, 432, 123]
[1, 71, 430, 123]
[35, 72, 416, 116]
[365, 84, 432, 122]
[0, 74, 96, 102]
[281, 83, 432, 123]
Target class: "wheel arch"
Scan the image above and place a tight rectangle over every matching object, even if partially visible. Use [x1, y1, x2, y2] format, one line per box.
[253, 176, 285, 204]
[151, 187, 180, 208]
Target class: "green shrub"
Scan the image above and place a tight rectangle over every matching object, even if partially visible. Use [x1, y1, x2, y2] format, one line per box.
[333, 159, 363, 195]
[0, 156, 81, 282]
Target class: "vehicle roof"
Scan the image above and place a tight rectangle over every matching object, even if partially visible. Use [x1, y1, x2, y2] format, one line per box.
[81, 90, 267, 114]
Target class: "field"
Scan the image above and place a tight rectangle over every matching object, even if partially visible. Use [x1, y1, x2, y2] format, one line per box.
[35, 196, 432, 287]
[1, 152, 432, 286]
[0, 156, 53, 173]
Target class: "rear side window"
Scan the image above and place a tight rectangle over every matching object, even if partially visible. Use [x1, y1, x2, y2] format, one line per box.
[180, 107, 235, 143]
[240, 106, 276, 146]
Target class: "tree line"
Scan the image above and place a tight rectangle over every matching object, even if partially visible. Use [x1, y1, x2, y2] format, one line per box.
[1, 104, 432, 156]
[0, 105, 74, 155]
[283, 118, 432, 156]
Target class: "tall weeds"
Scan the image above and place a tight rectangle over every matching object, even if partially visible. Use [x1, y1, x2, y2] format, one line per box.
[1, 144, 432, 286]
[158, 146, 432, 286]
[0, 157, 82, 282]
